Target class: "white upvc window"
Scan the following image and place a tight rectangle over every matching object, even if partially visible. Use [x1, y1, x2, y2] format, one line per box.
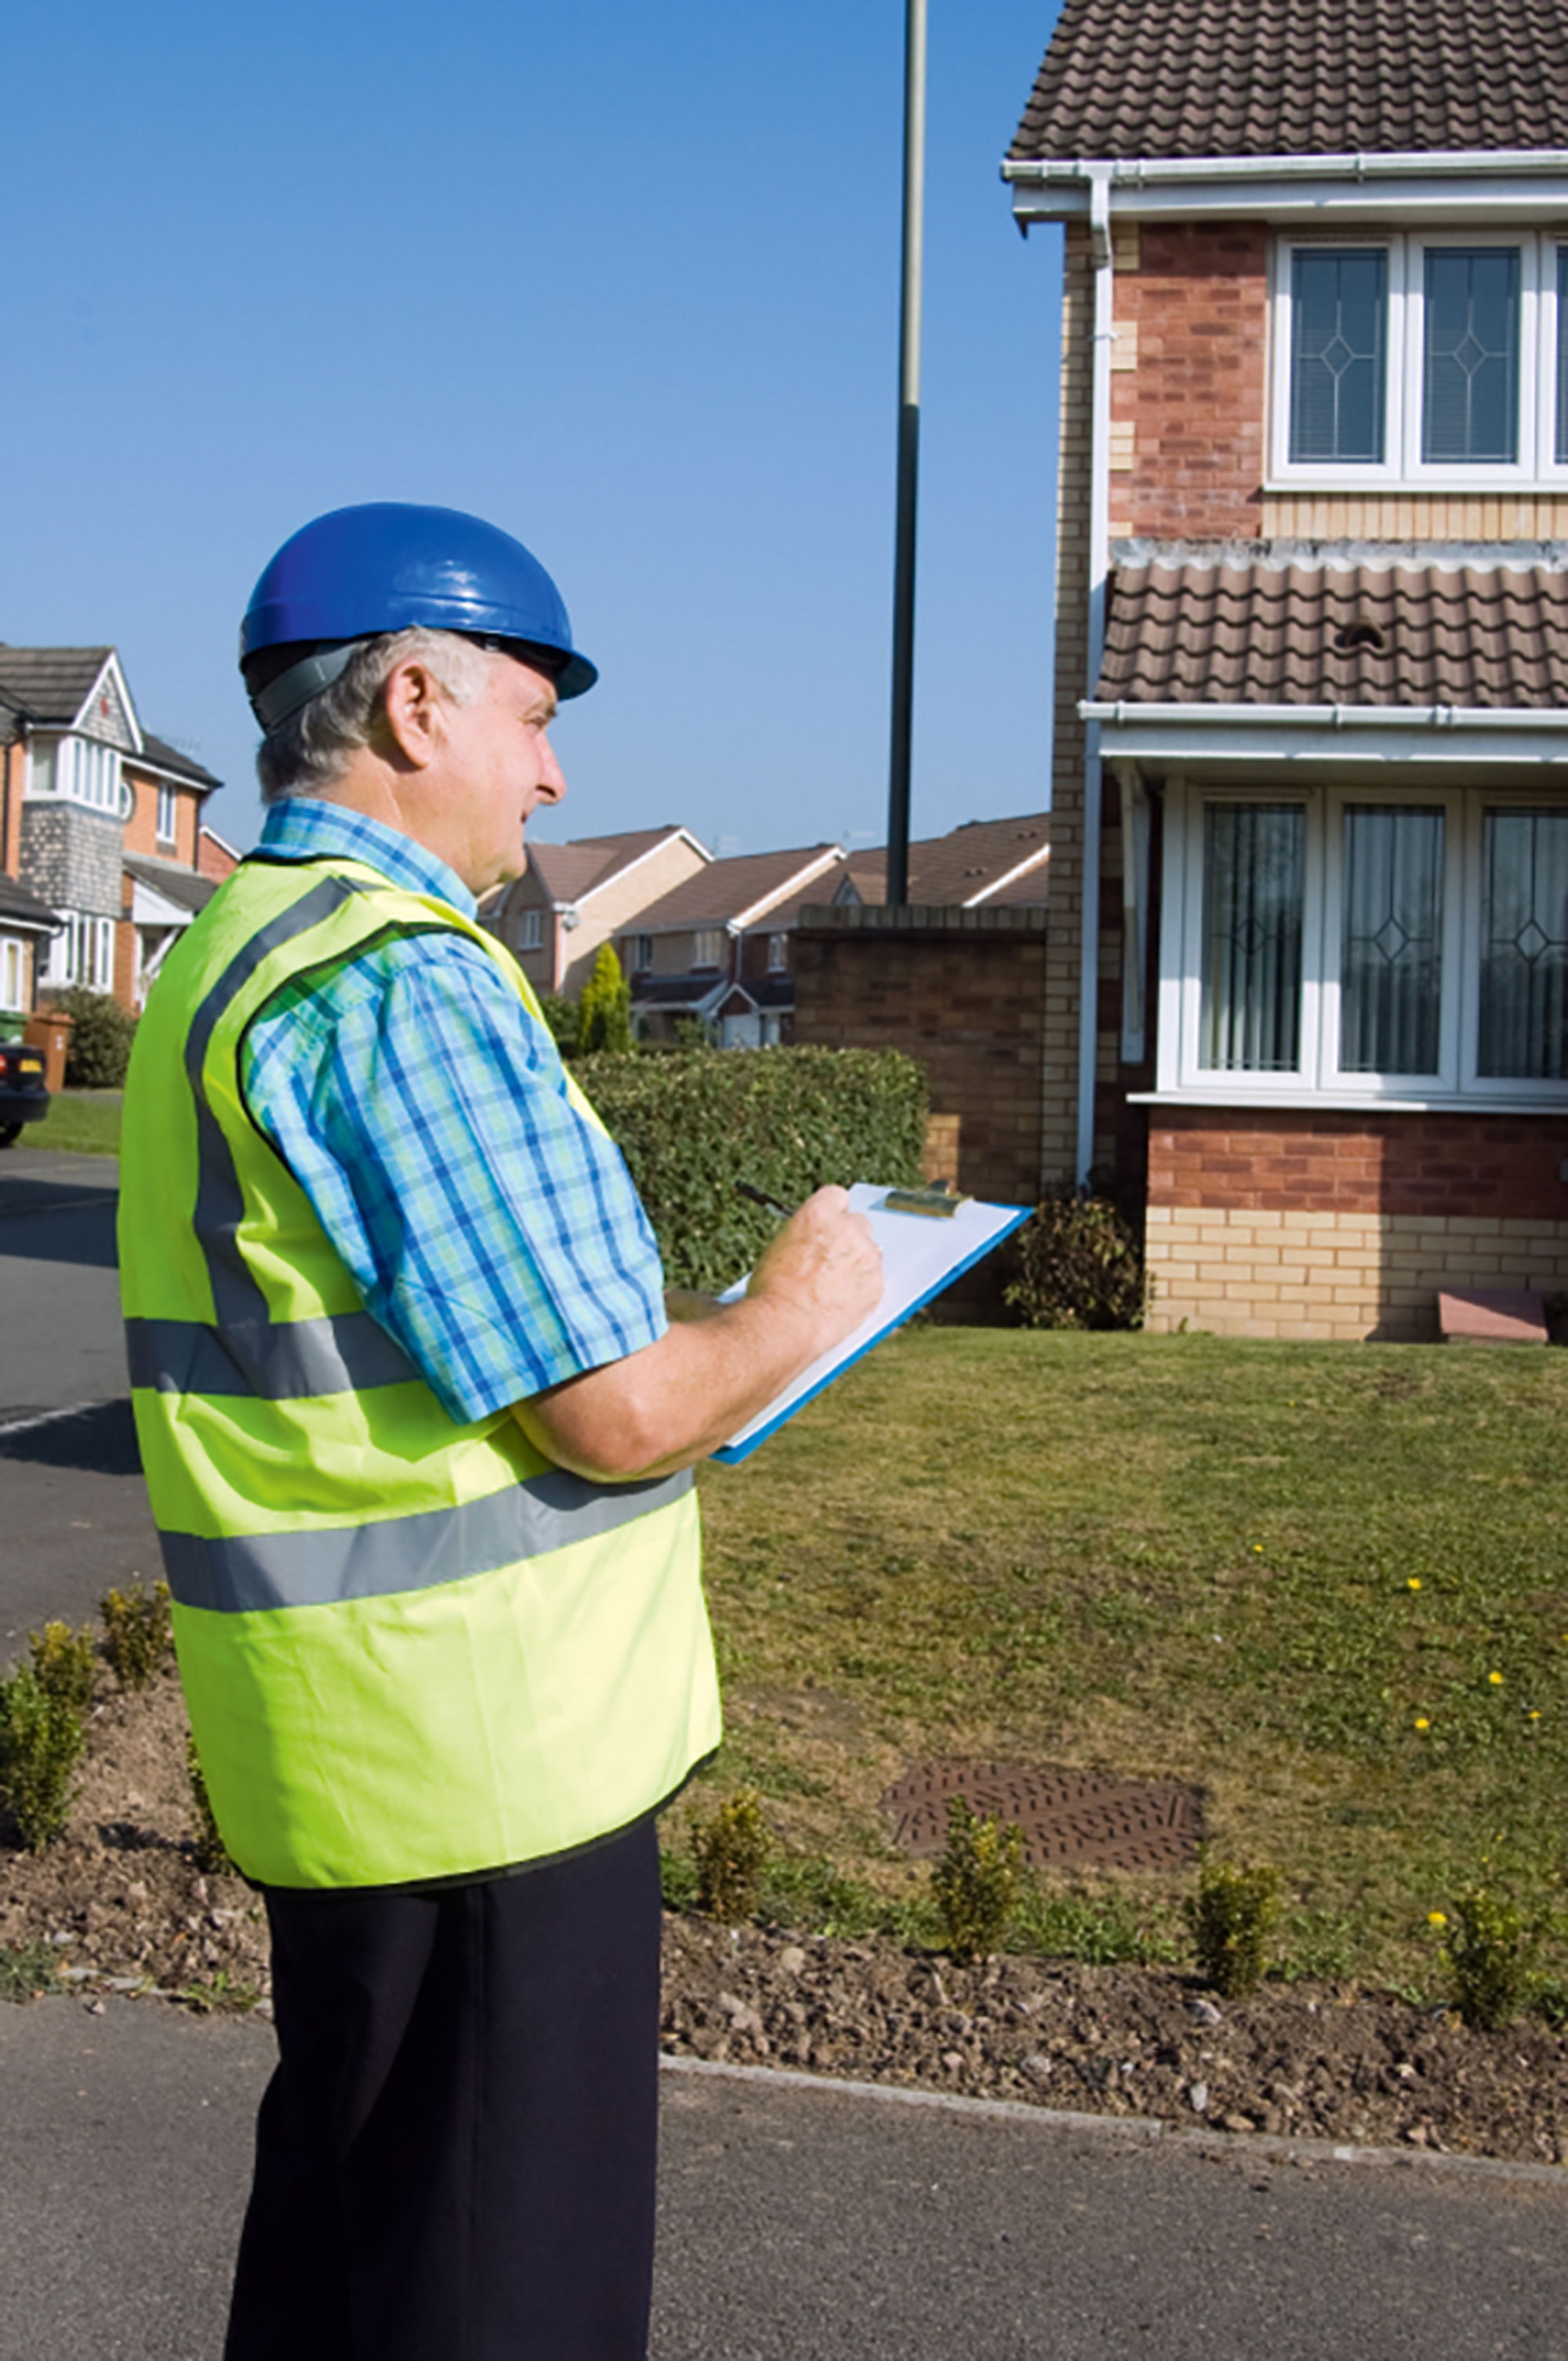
[26, 733, 125, 814]
[1273, 231, 1568, 485]
[156, 783, 178, 844]
[42, 911, 116, 993]
[517, 907, 543, 951]
[692, 927, 724, 968]
[766, 932, 788, 972]
[0, 935, 25, 1011]
[628, 933, 653, 972]
[1160, 782, 1568, 1106]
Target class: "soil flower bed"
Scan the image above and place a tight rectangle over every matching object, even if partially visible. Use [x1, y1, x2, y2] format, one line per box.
[3, 1669, 1566, 2169]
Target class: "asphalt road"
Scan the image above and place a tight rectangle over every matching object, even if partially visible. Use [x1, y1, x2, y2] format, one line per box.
[0, 1147, 156, 1658]
[3, 1140, 1567, 2359]
[1, 2000, 1565, 2361]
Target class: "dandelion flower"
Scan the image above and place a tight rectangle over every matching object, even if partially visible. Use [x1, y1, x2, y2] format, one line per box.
[1251, 1543, 1265, 1554]
[1406, 1578, 1422, 1592]
[1414, 1716, 1430, 1731]
[1489, 1669, 1504, 1685]
[1428, 1911, 1448, 1929]
[1529, 1709, 1542, 1723]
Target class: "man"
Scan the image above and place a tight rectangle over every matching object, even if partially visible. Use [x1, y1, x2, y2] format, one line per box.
[118, 503, 881, 2360]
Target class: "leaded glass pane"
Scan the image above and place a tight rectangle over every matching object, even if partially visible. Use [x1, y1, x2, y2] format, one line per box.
[1479, 810, 1568, 1079]
[1340, 807, 1443, 1074]
[1200, 805, 1305, 1072]
[1423, 249, 1519, 463]
[1290, 251, 1386, 462]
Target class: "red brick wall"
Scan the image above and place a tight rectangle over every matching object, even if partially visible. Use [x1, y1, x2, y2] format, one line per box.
[793, 923, 1047, 1210]
[1116, 223, 1269, 541]
[1149, 1110, 1568, 1223]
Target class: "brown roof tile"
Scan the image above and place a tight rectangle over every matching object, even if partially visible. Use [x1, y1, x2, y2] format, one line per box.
[1009, 0, 1568, 162]
[844, 814, 1051, 907]
[631, 845, 842, 933]
[527, 826, 702, 906]
[1097, 556, 1568, 706]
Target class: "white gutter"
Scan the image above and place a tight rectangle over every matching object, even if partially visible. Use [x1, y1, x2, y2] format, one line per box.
[1080, 700, 1568, 728]
[1003, 148, 1568, 185]
[1076, 164, 1115, 1192]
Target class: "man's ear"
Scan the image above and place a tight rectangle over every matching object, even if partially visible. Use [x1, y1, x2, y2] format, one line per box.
[379, 659, 448, 770]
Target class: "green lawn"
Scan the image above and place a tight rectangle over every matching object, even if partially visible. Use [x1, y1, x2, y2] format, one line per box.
[680, 1326, 1568, 1991]
[20, 1091, 123, 1157]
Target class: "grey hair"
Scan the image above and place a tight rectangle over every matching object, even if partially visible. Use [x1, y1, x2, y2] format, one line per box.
[254, 627, 498, 804]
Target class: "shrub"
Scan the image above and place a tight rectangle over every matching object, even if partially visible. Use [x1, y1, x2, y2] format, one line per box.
[28, 1620, 97, 1714]
[101, 1578, 172, 1691]
[1439, 1887, 1537, 2030]
[931, 1796, 1024, 1962]
[535, 992, 579, 1056]
[185, 1732, 232, 1876]
[691, 1790, 769, 1923]
[577, 1045, 928, 1292]
[1185, 1858, 1280, 1997]
[576, 943, 634, 1055]
[1004, 1192, 1148, 1331]
[55, 986, 137, 1089]
[0, 1665, 85, 1851]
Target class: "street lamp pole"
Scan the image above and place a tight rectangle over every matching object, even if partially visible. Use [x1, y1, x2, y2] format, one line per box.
[886, 0, 927, 909]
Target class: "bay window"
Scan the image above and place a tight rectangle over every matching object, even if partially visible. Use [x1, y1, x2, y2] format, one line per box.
[1164, 784, 1568, 1103]
[26, 734, 126, 815]
[1276, 231, 1567, 481]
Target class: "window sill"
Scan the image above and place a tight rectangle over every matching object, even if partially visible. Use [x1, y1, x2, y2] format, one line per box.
[1131, 1088, 1568, 1114]
[1265, 475, 1568, 496]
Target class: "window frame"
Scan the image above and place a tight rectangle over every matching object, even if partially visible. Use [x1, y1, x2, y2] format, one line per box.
[1272, 229, 1566, 487]
[1159, 779, 1568, 1109]
[42, 910, 116, 993]
[155, 783, 178, 845]
[517, 907, 543, 952]
[25, 733, 126, 816]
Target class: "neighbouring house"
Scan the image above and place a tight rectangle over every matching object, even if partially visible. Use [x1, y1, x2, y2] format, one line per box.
[619, 844, 846, 1044]
[484, 826, 710, 1000]
[835, 813, 1051, 911]
[0, 645, 222, 1015]
[1002, 0, 1568, 1340]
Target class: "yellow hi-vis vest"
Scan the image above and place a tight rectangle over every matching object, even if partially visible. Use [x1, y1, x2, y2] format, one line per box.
[118, 852, 720, 1890]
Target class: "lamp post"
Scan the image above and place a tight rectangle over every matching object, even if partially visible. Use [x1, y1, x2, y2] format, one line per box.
[886, 0, 926, 908]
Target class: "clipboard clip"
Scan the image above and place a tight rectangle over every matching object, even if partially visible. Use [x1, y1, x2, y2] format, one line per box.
[880, 1182, 971, 1219]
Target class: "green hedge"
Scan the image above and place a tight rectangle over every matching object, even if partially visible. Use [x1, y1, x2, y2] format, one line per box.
[577, 1045, 928, 1292]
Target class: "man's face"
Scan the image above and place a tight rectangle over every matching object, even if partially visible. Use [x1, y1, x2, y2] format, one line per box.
[434, 652, 566, 896]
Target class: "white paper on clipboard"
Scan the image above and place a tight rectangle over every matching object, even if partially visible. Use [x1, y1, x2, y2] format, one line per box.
[710, 1182, 1030, 1465]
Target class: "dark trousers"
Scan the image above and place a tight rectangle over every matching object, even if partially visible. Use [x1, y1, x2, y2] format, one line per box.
[224, 1816, 662, 2361]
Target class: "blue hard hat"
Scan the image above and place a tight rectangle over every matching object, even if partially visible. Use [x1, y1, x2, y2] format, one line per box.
[239, 502, 597, 730]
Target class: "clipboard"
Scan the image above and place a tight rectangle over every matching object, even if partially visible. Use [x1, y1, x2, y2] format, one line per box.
[710, 1182, 1031, 1464]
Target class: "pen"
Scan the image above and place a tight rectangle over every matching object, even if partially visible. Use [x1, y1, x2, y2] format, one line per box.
[735, 1180, 791, 1218]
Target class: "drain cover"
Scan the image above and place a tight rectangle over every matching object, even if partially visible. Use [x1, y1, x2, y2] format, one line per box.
[881, 1760, 1204, 1874]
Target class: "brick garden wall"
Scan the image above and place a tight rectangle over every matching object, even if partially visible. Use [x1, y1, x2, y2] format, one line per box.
[793, 909, 1049, 1317]
[1145, 1110, 1568, 1339]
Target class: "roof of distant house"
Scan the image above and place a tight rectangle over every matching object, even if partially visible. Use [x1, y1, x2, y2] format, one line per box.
[1008, 0, 1568, 162]
[132, 732, 222, 792]
[525, 826, 709, 907]
[123, 854, 220, 914]
[628, 845, 843, 933]
[843, 814, 1051, 909]
[0, 874, 60, 930]
[1097, 554, 1568, 706]
[0, 647, 117, 732]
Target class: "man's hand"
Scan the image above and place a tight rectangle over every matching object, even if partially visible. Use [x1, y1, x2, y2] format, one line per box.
[745, 1186, 883, 1350]
[516, 1186, 883, 1482]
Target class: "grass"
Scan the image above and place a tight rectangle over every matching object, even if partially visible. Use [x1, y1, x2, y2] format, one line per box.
[670, 1326, 1568, 1993]
[21, 1091, 123, 1157]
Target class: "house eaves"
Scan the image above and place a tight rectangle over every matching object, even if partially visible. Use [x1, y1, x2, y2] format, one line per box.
[575, 826, 710, 909]
[1083, 697, 1568, 772]
[729, 848, 845, 932]
[1004, 150, 1568, 228]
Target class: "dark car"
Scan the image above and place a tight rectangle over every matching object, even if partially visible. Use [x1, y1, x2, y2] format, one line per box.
[0, 1037, 49, 1146]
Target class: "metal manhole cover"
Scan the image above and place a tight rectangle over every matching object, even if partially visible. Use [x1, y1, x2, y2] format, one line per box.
[880, 1760, 1204, 1873]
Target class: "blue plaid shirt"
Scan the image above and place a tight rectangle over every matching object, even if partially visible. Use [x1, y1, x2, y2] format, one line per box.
[241, 800, 667, 1424]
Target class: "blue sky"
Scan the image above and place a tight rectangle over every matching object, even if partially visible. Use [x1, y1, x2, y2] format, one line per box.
[10, 0, 1062, 861]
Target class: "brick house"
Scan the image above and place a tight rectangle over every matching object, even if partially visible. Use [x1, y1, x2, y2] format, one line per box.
[0, 646, 221, 1015]
[485, 826, 710, 1001]
[619, 845, 845, 1044]
[1004, 0, 1568, 1339]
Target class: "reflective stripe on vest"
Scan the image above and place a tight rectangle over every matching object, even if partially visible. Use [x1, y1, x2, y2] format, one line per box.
[118, 854, 720, 1888]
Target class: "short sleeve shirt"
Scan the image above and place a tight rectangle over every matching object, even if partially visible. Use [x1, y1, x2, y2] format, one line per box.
[239, 800, 667, 1426]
